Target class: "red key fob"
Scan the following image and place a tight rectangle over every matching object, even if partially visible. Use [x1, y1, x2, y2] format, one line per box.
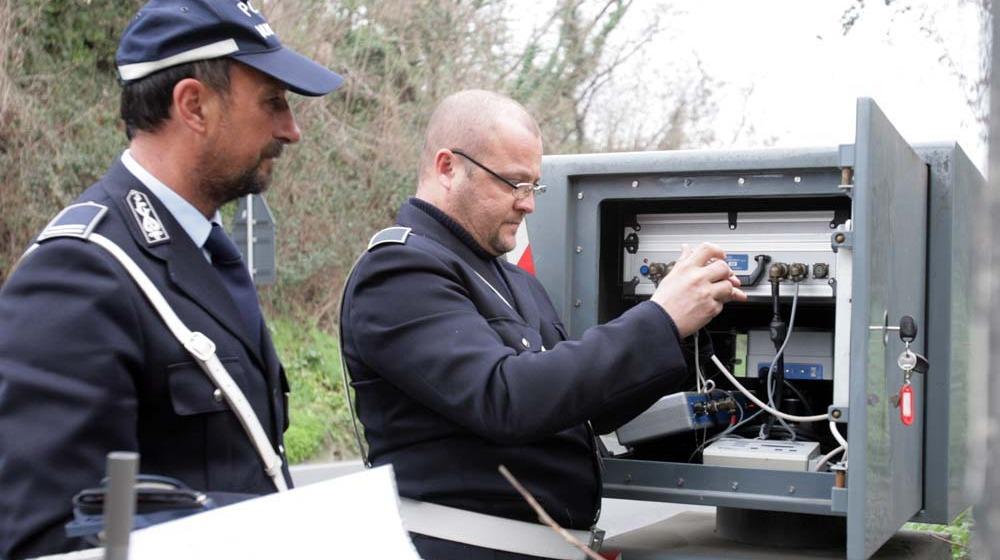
[899, 384, 914, 426]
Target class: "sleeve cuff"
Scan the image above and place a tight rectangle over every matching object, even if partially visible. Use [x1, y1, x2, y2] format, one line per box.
[641, 300, 683, 345]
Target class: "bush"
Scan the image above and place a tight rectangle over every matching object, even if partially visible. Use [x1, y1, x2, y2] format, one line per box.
[905, 509, 972, 559]
[267, 317, 359, 464]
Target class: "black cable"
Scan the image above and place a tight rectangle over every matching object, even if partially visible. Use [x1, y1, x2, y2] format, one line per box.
[781, 379, 815, 416]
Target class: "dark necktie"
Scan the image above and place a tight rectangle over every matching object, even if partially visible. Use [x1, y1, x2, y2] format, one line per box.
[203, 223, 263, 349]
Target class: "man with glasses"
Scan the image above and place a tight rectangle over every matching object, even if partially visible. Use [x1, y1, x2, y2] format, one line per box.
[340, 89, 746, 560]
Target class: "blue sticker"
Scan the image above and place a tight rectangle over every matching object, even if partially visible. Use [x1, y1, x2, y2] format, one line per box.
[726, 254, 749, 272]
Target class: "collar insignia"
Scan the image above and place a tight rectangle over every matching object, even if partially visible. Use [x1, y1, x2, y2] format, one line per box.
[126, 189, 170, 245]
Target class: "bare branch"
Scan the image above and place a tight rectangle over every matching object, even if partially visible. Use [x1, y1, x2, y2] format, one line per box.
[498, 465, 604, 560]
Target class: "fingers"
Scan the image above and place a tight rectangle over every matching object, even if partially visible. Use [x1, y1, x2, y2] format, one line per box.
[688, 242, 726, 267]
[703, 259, 735, 283]
[710, 279, 749, 304]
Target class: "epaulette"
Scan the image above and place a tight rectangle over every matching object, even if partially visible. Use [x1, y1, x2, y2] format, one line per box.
[367, 226, 411, 251]
[36, 202, 109, 242]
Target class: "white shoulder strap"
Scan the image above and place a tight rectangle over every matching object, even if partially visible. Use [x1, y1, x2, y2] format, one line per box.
[23, 232, 287, 492]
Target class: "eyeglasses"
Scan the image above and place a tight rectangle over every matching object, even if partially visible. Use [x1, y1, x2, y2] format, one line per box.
[450, 149, 547, 200]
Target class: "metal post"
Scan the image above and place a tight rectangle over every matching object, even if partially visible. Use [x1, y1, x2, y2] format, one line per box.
[103, 451, 138, 560]
[975, 2, 999, 556]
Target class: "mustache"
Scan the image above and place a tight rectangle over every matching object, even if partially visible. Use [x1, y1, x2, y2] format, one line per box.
[262, 142, 284, 159]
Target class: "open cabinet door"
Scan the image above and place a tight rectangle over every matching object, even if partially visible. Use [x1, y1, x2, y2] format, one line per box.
[846, 98, 929, 558]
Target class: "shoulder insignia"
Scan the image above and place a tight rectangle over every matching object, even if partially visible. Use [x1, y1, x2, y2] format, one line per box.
[367, 226, 411, 251]
[37, 202, 109, 242]
[126, 189, 170, 245]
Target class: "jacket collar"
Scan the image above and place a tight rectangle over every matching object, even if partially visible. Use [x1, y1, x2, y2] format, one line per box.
[397, 199, 541, 330]
[99, 160, 271, 369]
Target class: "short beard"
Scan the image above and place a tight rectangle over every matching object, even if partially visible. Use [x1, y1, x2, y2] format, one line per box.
[201, 141, 283, 208]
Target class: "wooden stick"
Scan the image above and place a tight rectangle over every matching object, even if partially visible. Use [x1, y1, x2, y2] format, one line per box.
[498, 464, 605, 560]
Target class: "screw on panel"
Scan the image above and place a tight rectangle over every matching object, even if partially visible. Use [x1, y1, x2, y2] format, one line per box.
[737, 177, 746, 186]
[574, 299, 582, 307]
[624, 474, 632, 484]
[684, 178, 693, 187]
[831, 409, 842, 420]
[834, 233, 846, 244]
[631, 180, 639, 188]
[731, 482, 739, 491]
[575, 246, 583, 254]
[677, 478, 685, 487]
[788, 485, 796, 494]
[794, 176, 802, 183]
[577, 192, 584, 200]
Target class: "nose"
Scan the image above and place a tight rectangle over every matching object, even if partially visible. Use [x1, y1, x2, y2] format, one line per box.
[275, 107, 302, 144]
[514, 191, 536, 214]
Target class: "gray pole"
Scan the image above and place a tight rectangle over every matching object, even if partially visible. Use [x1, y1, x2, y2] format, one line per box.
[977, 1, 999, 557]
[103, 451, 138, 560]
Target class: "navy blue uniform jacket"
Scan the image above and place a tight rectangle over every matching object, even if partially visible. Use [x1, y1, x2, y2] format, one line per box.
[0, 161, 291, 559]
[341, 199, 688, 532]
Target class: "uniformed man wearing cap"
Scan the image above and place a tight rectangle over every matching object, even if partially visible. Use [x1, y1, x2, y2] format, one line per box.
[340, 89, 748, 560]
[0, 2, 342, 557]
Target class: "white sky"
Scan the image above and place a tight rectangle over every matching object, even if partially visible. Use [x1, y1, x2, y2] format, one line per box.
[511, 0, 987, 171]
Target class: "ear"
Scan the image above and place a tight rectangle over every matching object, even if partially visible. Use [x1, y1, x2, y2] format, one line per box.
[434, 149, 459, 191]
[171, 78, 221, 135]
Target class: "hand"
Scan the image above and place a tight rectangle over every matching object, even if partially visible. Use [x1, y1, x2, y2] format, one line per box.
[650, 243, 748, 338]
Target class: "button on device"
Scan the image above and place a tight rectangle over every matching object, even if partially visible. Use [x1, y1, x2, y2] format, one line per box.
[213, 388, 223, 403]
[521, 338, 531, 348]
[640, 265, 650, 276]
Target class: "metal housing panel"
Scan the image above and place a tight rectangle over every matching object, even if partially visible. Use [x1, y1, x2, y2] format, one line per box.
[603, 459, 840, 516]
[846, 98, 928, 558]
[534, 150, 843, 337]
[527, 101, 967, 559]
[910, 144, 983, 523]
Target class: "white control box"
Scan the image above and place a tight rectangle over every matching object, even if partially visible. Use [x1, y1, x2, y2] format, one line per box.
[623, 211, 838, 299]
[703, 439, 820, 471]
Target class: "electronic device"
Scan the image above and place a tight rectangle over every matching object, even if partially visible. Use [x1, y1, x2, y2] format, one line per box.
[745, 329, 833, 381]
[615, 391, 741, 446]
[530, 99, 979, 556]
[702, 439, 821, 472]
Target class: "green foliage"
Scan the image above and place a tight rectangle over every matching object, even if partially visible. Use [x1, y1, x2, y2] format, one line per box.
[267, 317, 358, 464]
[0, 0, 691, 460]
[905, 509, 972, 559]
[25, 0, 141, 73]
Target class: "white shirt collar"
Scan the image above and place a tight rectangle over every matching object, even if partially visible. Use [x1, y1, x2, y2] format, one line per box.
[120, 150, 222, 251]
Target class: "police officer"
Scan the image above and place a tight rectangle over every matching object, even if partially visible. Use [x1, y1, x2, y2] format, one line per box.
[0, 1, 342, 557]
[340, 89, 747, 560]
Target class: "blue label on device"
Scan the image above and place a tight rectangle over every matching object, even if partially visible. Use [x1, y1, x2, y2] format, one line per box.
[758, 363, 824, 380]
[726, 254, 749, 272]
